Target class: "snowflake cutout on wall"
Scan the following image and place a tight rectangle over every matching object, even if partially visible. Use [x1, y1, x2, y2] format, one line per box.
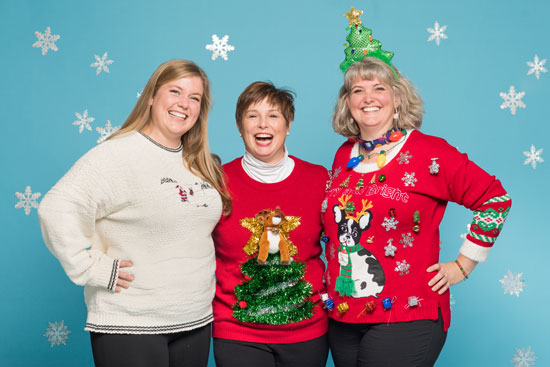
[44, 321, 71, 347]
[381, 216, 399, 231]
[401, 172, 417, 187]
[500, 270, 526, 297]
[96, 120, 120, 144]
[511, 347, 536, 367]
[400, 232, 414, 248]
[72, 109, 95, 133]
[500, 86, 525, 115]
[459, 224, 471, 239]
[395, 260, 410, 276]
[427, 21, 448, 46]
[449, 294, 456, 310]
[91, 52, 114, 75]
[523, 144, 544, 169]
[397, 151, 412, 164]
[15, 186, 41, 215]
[33, 26, 60, 55]
[384, 238, 397, 256]
[527, 55, 547, 80]
[205, 34, 235, 61]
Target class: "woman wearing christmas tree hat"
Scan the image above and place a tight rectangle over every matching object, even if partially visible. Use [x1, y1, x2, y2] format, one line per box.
[323, 7, 511, 367]
[212, 81, 329, 366]
[38, 59, 231, 366]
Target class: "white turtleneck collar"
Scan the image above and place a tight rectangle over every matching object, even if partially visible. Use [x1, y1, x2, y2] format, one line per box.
[241, 148, 295, 183]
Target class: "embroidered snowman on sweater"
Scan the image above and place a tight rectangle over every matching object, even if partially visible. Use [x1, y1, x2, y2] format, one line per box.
[334, 195, 385, 298]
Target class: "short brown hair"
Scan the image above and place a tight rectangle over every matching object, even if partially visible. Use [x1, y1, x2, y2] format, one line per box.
[235, 81, 295, 130]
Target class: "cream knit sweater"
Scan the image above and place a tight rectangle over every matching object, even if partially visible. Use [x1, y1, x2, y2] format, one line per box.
[38, 131, 222, 334]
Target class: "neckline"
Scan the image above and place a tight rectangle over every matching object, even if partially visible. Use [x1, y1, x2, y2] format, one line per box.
[138, 131, 183, 153]
[235, 155, 300, 191]
[349, 129, 415, 173]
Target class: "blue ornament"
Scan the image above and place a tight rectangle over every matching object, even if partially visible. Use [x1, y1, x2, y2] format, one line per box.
[382, 297, 392, 310]
[322, 236, 329, 243]
[347, 157, 360, 168]
[351, 49, 355, 54]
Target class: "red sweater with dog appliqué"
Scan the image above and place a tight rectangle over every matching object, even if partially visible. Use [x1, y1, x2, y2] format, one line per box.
[322, 130, 511, 331]
[212, 156, 329, 343]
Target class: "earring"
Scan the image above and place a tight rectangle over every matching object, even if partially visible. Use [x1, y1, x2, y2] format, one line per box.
[286, 132, 290, 136]
[239, 132, 242, 137]
[393, 108, 399, 120]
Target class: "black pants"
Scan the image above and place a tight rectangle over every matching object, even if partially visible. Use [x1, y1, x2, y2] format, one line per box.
[90, 324, 211, 367]
[213, 334, 329, 367]
[328, 312, 447, 367]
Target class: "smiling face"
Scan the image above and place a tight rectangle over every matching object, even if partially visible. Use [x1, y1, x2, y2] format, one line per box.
[143, 75, 203, 148]
[239, 98, 291, 164]
[346, 76, 397, 139]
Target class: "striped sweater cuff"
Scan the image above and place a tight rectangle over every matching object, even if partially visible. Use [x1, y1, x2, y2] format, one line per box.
[459, 238, 491, 262]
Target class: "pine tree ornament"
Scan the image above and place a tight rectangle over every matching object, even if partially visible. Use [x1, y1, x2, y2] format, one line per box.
[340, 6, 396, 76]
[234, 209, 314, 325]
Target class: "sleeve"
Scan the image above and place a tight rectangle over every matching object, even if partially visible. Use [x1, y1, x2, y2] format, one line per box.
[38, 150, 121, 291]
[442, 149, 511, 262]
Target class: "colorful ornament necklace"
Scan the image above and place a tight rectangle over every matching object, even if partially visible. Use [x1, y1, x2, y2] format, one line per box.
[347, 129, 407, 169]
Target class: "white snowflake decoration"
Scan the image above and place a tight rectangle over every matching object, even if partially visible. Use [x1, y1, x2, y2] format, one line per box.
[382, 216, 399, 231]
[400, 232, 414, 248]
[395, 260, 410, 276]
[333, 166, 342, 178]
[500, 86, 526, 115]
[523, 144, 544, 169]
[397, 151, 412, 164]
[326, 272, 332, 287]
[44, 320, 71, 347]
[72, 109, 95, 133]
[459, 224, 471, 239]
[90, 52, 114, 75]
[137, 90, 142, 98]
[511, 347, 536, 367]
[500, 270, 526, 297]
[15, 186, 41, 215]
[401, 172, 417, 187]
[427, 21, 448, 46]
[329, 245, 336, 260]
[527, 55, 547, 80]
[384, 238, 397, 257]
[96, 120, 120, 144]
[205, 34, 235, 61]
[450, 294, 456, 310]
[33, 26, 60, 56]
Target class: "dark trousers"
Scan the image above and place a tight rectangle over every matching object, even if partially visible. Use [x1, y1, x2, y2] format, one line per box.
[90, 323, 211, 367]
[328, 311, 447, 367]
[213, 333, 329, 367]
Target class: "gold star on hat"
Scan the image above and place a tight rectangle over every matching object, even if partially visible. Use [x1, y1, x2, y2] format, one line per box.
[344, 6, 363, 25]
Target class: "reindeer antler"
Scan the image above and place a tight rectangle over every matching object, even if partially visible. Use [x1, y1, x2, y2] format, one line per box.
[345, 199, 374, 222]
[338, 194, 352, 210]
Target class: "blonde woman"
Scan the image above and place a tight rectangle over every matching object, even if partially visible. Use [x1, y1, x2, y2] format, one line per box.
[38, 60, 230, 367]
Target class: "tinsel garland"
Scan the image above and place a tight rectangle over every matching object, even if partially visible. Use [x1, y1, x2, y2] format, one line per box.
[233, 253, 314, 325]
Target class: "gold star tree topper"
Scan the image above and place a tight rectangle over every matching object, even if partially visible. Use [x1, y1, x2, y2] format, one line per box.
[344, 6, 363, 25]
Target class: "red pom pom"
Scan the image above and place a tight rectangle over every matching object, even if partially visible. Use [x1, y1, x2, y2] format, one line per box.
[239, 301, 247, 309]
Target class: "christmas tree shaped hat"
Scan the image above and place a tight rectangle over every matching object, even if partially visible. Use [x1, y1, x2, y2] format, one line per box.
[340, 6, 395, 74]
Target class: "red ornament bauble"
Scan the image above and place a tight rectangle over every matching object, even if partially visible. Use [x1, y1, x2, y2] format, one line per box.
[239, 301, 247, 309]
[389, 131, 404, 142]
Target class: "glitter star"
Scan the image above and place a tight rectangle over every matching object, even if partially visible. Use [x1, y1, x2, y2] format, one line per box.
[344, 6, 363, 25]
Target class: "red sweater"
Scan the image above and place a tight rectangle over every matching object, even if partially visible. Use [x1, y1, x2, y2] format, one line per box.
[212, 157, 329, 343]
[323, 130, 511, 331]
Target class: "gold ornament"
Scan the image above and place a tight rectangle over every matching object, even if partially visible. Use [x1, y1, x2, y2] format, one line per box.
[344, 6, 363, 25]
[337, 302, 349, 315]
[241, 209, 300, 257]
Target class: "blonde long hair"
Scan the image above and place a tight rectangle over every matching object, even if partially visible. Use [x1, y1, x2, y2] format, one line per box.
[109, 59, 232, 213]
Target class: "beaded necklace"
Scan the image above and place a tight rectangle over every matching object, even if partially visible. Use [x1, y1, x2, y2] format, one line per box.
[347, 129, 407, 169]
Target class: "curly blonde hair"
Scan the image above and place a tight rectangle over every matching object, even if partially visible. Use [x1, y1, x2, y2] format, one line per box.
[333, 57, 424, 138]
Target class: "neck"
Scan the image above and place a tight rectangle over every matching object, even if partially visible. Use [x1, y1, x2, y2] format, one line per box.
[241, 149, 295, 183]
[359, 123, 394, 141]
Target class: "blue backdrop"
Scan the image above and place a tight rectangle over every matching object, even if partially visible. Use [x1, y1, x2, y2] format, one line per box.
[2, 0, 548, 366]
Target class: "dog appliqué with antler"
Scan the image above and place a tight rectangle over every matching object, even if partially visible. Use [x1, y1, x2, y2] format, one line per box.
[334, 194, 385, 298]
[242, 207, 299, 265]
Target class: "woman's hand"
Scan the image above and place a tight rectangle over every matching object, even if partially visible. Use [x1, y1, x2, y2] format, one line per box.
[426, 255, 477, 295]
[115, 260, 134, 293]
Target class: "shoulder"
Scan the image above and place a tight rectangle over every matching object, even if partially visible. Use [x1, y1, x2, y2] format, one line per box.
[222, 157, 243, 174]
[291, 156, 328, 177]
[407, 130, 464, 160]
